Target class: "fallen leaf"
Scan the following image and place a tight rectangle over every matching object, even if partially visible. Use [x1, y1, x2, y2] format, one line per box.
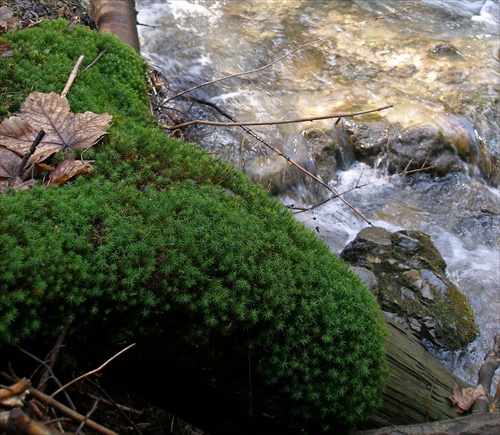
[449, 383, 487, 414]
[36, 162, 56, 172]
[47, 154, 93, 186]
[11, 176, 36, 191]
[0, 41, 13, 57]
[0, 92, 112, 166]
[0, 6, 19, 32]
[0, 117, 50, 162]
[0, 146, 22, 179]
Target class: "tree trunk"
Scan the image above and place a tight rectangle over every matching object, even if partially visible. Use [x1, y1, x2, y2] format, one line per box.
[360, 313, 471, 429]
[90, 0, 140, 52]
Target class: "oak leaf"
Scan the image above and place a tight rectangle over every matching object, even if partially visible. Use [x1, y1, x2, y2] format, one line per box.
[0, 92, 112, 166]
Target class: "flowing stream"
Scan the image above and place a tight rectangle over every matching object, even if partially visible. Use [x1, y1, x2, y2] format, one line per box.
[136, 0, 499, 386]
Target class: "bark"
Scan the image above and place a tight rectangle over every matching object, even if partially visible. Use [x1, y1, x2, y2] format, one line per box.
[90, 0, 140, 52]
[357, 412, 500, 435]
[472, 334, 500, 413]
[360, 313, 471, 429]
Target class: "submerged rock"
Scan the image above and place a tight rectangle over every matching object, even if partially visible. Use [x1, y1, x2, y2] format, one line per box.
[341, 226, 478, 350]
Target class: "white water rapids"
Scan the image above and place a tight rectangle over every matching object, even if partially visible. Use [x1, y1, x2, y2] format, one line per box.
[136, 0, 499, 386]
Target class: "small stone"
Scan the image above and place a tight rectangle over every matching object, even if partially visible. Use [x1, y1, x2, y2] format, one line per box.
[357, 226, 392, 246]
[396, 233, 420, 251]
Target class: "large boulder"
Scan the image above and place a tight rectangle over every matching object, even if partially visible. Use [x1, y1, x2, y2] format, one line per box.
[341, 226, 478, 350]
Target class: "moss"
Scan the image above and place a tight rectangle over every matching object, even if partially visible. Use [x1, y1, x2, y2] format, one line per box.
[0, 20, 388, 431]
[433, 284, 478, 350]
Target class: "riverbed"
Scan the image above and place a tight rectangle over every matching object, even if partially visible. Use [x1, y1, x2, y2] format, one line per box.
[136, 0, 499, 385]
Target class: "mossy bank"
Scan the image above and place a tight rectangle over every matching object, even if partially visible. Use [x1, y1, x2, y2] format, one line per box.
[0, 20, 387, 432]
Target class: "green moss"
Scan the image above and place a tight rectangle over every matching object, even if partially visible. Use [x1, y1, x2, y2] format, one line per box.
[433, 284, 478, 350]
[0, 20, 388, 431]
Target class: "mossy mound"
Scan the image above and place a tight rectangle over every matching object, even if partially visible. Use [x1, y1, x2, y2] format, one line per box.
[0, 20, 387, 431]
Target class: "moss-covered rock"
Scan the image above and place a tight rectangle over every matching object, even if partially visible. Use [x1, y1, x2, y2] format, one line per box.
[341, 226, 478, 350]
[0, 20, 388, 431]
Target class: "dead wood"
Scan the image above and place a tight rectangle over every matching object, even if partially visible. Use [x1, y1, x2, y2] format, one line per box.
[472, 334, 500, 413]
[164, 105, 393, 130]
[90, 0, 140, 52]
[36, 323, 70, 393]
[360, 313, 471, 429]
[61, 55, 84, 97]
[357, 412, 500, 435]
[0, 372, 118, 435]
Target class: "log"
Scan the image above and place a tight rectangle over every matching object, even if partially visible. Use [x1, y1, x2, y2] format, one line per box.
[90, 0, 140, 52]
[357, 412, 500, 435]
[473, 334, 500, 413]
[360, 313, 471, 429]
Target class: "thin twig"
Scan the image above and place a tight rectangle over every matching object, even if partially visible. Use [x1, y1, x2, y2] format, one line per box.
[37, 322, 70, 392]
[61, 55, 84, 97]
[355, 0, 427, 27]
[162, 39, 325, 105]
[297, 163, 435, 213]
[14, 345, 77, 411]
[86, 378, 144, 435]
[193, 97, 376, 225]
[0, 371, 117, 435]
[75, 396, 101, 435]
[82, 50, 106, 73]
[165, 105, 392, 130]
[14, 129, 45, 178]
[50, 343, 136, 399]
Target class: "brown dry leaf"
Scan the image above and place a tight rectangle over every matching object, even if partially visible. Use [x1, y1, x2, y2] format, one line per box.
[0, 92, 112, 166]
[20, 91, 113, 158]
[0, 41, 13, 57]
[47, 154, 93, 186]
[0, 146, 22, 179]
[449, 383, 487, 414]
[0, 147, 35, 192]
[11, 176, 36, 191]
[0, 116, 57, 165]
[36, 162, 56, 172]
[0, 6, 19, 32]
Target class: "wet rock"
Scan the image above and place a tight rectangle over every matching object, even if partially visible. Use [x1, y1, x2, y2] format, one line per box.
[303, 125, 355, 183]
[429, 41, 464, 60]
[340, 114, 499, 183]
[341, 226, 478, 350]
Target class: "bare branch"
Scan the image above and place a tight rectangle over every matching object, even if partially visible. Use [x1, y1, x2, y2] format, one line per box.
[14, 344, 77, 411]
[36, 322, 70, 392]
[82, 50, 107, 73]
[356, 0, 427, 27]
[75, 396, 101, 435]
[50, 343, 136, 399]
[165, 105, 392, 131]
[192, 97, 381, 225]
[162, 39, 326, 105]
[296, 163, 435, 213]
[61, 55, 84, 98]
[0, 371, 117, 435]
